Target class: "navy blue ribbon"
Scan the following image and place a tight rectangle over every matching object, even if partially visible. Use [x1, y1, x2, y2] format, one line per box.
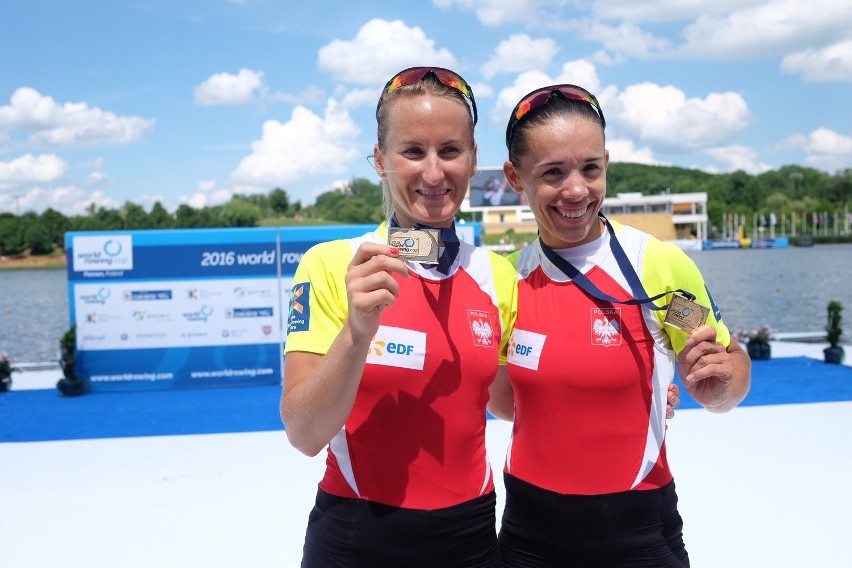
[537, 214, 695, 311]
[389, 215, 460, 275]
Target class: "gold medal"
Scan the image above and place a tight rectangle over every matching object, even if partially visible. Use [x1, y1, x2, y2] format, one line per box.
[388, 227, 440, 264]
[663, 293, 710, 333]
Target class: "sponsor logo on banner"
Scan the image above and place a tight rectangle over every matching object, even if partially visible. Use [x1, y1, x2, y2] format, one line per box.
[288, 283, 310, 333]
[226, 307, 274, 318]
[182, 304, 214, 322]
[366, 326, 426, 370]
[124, 290, 173, 301]
[79, 287, 112, 305]
[591, 308, 622, 347]
[507, 329, 547, 370]
[186, 288, 223, 300]
[468, 309, 495, 348]
[233, 286, 274, 298]
[73, 235, 133, 271]
[131, 311, 173, 323]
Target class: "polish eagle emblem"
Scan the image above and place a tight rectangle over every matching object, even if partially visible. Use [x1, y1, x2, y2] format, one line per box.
[592, 311, 622, 347]
[468, 310, 494, 347]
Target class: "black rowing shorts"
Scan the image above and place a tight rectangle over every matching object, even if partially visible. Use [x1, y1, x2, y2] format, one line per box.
[301, 488, 499, 568]
[499, 473, 689, 567]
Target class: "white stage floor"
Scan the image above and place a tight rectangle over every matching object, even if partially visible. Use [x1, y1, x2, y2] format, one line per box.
[2, 342, 850, 567]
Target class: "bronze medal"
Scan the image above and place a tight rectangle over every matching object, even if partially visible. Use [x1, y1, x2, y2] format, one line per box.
[388, 227, 440, 264]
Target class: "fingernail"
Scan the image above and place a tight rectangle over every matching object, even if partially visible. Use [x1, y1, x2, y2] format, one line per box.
[389, 246, 399, 255]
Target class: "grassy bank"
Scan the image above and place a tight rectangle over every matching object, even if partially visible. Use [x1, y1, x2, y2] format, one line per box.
[0, 254, 67, 271]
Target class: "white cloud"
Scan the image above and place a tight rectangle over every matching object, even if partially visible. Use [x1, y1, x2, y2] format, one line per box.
[677, 1, 852, 59]
[471, 82, 495, 100]
[704, 145, 772, 174]
[0, 153, 67, 186]
[317, 19, 459, 85]
[179, 179, 234, 209]
[0, 88, 155, 146]
[268, 86, 327, 106]
[78, 157, 104, 170]
[85, 171, 107, 185]
[337, 88, 378, 113]
[591, 0, 761, 23]
[613, 83, 751, 149]
[481, 34, 559, 79]
[433, 0, 561, 26]
[583, 20, 671, 60]
[3, 184, 118, 216]
[781, 40, 852, 82]
[230, 98, 361, 189]
[491, 60, 601, 125]
[783, 127, 852, 171]
[194, 69, 265, 105]
[606, 138, 660, 165]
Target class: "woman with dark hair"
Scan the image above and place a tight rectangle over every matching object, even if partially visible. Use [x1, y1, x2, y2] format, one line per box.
[488, 85, 751, 567]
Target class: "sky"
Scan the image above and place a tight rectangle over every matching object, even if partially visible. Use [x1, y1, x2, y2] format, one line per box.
[2, 0, 852, 217]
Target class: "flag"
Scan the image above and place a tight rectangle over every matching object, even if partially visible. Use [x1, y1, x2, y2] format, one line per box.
[770, 212, 777, 226]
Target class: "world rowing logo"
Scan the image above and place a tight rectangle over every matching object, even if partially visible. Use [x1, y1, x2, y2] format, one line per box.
[591, 308, 622, 347]
[287, 283, 310, 333]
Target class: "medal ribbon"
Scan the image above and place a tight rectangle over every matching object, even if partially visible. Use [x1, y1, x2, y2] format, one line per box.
[537, 214, 695, 311]
[389, 215, 460, 275]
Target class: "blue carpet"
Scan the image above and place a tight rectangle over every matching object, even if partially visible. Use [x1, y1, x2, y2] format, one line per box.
[0, 384, 285, 443]
[673, 356, 852, 409]
[2, 357, 850, 443]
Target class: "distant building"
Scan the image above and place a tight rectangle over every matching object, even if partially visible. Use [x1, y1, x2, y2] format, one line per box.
[463, 167, 708, 245]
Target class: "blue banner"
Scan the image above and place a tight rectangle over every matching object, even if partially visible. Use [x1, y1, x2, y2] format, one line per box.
[65, 224, 480, 392]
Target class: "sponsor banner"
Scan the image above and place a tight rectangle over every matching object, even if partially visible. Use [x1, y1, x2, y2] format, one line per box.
[69, 241, 280, 280]
[65, 226, 480, 391]
[74, 278, 281, 351]
[79, 344, 281, 391]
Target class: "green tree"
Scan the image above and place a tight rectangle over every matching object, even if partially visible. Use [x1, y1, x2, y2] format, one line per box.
[24, 218, 53, 254]
[122, 202, 151, 229]
[269, 188, 290, 215]
[0, 214, 25, 255]
[176, 204, 215, 228]
[40, 208, 70, 248]
[219, 198, 261, 227]
[149, 202, 174, 228]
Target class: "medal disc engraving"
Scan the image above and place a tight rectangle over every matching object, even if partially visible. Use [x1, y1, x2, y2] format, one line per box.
[663, 293, 710, 333]
[388, 227, 440, 264]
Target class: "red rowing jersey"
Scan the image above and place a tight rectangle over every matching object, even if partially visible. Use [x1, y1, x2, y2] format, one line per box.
[285, 223, 517, 509]
[505, 221, 729, 495]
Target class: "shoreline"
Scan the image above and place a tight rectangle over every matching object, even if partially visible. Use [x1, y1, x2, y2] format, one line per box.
[0, 255, 67, 271]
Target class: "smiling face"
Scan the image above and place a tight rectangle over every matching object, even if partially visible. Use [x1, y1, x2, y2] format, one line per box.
[374, 93, 477, 228]
[504, 114, 608, 249]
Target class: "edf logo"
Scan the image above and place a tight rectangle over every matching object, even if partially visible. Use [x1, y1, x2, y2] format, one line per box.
[514, 344, 534, 356]
[386, 342, 414, 355]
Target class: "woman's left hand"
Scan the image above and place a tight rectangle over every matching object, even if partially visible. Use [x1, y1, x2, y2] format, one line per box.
[677, 325, 736, 410]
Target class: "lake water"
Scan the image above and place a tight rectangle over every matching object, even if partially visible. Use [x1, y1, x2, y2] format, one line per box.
[1, 244, 850, 363]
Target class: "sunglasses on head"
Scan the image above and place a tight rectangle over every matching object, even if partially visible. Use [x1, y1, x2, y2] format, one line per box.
[377, 66, 478, 125]
[505, 84, 605, 150]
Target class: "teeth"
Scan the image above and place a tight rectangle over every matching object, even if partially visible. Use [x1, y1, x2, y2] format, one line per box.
[557, 206, 587, 219]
